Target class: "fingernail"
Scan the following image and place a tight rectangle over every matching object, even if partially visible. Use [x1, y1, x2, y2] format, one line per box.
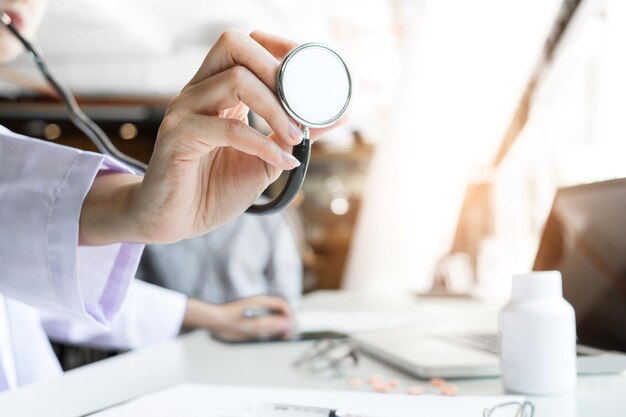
[281, 150, 301, 168]
[288, 120, 303, 143]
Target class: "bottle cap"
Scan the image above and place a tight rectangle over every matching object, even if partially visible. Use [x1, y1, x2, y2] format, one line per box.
[511, 271, 563, 300]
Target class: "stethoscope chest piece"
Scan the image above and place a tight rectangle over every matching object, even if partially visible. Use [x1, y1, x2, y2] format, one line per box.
[247, 43, 352, 215]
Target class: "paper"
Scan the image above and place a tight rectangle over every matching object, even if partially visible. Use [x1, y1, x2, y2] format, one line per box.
[296, 310, 434, 334]
[93, 383, 524, 417]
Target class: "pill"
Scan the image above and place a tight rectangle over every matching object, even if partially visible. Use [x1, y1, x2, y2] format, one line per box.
[429, 378, 446, 387]
[387, 379, 400, 389]
[368, 375, 385, 385]
[407, 385, 425, 395]
[440, 384, 458, 396]
[348, 377, 364, 387]
[373, 384, 393, 393]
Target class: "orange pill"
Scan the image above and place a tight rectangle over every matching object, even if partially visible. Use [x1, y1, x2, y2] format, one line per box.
[387, 379, 400, 389]
[368, 375, 385, 385]
[348, 377, 364, 388]
[407, 385, 425, 395]
[440, 384, 458, 396]
[429, 378, 446, 387]
[373, 384, 393, 393]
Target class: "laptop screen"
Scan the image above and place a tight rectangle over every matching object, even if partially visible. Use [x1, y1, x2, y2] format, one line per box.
[533, 179, 626, 353]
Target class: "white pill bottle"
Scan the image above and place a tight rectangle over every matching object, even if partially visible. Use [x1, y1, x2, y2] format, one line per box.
[499, 271, 577, 394]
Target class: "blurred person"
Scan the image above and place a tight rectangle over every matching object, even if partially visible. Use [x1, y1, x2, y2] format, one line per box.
[0, 0, 340, 390]
[137, 208, 302, 308]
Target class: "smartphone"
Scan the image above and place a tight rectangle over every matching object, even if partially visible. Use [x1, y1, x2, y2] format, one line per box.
[212, 330, 348, 344]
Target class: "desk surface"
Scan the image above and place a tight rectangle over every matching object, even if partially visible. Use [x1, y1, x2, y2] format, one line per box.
[0, 291, 624, 416]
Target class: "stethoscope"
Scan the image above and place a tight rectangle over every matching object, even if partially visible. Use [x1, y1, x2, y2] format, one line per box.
[0, 12, 351, 215]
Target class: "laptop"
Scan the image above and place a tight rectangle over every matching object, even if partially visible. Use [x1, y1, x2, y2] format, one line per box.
[351, 179, 626, 378]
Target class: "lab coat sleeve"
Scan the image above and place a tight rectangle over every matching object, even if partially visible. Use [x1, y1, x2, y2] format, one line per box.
[40, 280, 187, 350]
[267, 214, 303, 308]
[0, 128, 144, 326]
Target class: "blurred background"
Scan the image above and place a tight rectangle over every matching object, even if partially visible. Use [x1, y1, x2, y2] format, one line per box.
[2, 0, 625, 297]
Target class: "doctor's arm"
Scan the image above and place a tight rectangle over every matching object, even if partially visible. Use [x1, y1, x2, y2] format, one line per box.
[41, 281, 294, 349]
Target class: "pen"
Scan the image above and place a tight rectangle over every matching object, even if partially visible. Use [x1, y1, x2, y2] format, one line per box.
[254, 403, 365, 417]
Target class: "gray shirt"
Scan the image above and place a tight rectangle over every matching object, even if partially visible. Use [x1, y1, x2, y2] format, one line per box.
[136, 212, 302, 307]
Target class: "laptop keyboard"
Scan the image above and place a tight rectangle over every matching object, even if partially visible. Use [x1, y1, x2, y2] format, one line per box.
[440, 333, 593, 356]
[438, 333, 500, 355]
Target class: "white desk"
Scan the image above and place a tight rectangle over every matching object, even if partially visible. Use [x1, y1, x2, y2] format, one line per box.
[0, 290, 624, 416]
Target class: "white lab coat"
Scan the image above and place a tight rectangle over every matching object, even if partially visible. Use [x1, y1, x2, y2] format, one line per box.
[0, 126, 186, 391]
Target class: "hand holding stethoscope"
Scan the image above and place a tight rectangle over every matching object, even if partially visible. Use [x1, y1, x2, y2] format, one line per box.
[131, 30, 351, 242]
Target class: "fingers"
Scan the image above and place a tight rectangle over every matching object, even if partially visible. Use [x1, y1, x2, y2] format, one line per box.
[183, 29, 345, 150]
[217, 314, 292, 342]
[249, 30, 298, 60]
[210, 117, 300, 170]
[168, 113, 299, 170]
[187, 28, 281, 91]
[246, 295, 294, 319]
[183, 65, 303, 147]
[239, 295, 295, 337]
[308, 116, 349, 142]
[249, 314, 294, 336]
[213, 295, 296, 341]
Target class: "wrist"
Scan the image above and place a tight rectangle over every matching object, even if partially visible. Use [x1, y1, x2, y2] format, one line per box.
[182, 298, 223, 331]
[79, 172, 143, 245]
